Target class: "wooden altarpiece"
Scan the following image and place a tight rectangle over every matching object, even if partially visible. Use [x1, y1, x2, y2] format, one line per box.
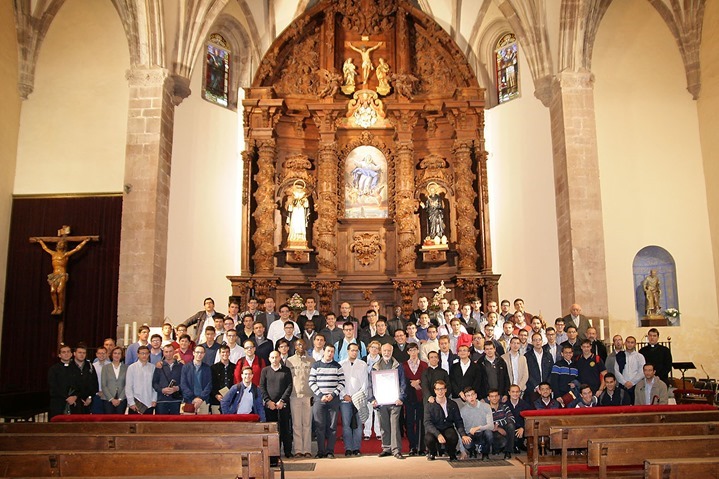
[228, 0, 500, 317]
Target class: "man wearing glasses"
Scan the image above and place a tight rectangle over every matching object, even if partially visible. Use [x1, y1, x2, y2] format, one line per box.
[235, 340, 265, 386]
[423, 379, 471, 461]
[180, 346, 212, 414]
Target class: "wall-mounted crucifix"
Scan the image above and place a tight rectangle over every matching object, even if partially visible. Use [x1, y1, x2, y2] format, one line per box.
[29, 225, 99, 345]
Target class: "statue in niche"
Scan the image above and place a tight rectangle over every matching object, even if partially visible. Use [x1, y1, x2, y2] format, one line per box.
[348, 42, 382, 84]
[342, 58, 357, 94]
[420, 182, 448, 247]
[375, 58, 390, 95]
[285, 180, 310, 250]
[643, 269, 661, 315]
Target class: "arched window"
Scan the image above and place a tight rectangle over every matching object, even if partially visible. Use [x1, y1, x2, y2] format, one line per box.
[203, 33, 231, 108]
[495, 33, 519, 104]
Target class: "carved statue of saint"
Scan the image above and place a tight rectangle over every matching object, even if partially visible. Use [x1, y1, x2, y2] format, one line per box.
[285, 180, 310, 249]
[420, 183, 446, 244]
[375, 58, 390, 95]
[643, 269, 661, 315]
[342, 58, 357, 95]
[348, 42, 382, 84]
[31, 236, 91, 315]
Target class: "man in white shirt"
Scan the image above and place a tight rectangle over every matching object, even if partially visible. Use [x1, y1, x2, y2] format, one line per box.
[267, 304, 300, 344]
[214, 329, 244, 364]
[340, 343, 368, 456]
[420, 325, 439, 362]
[125, 346, 157, 414]
[90, 346, 109, 413]
[614, 335, 645, 403]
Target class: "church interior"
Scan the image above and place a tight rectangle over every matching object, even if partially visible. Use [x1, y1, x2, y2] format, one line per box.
[0, 0, 718, 445]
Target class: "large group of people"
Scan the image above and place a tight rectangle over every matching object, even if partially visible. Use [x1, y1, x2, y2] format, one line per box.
[48, 295, 674, 461]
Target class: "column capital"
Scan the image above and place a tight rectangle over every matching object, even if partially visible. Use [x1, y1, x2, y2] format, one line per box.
[125, 67, 171, 87]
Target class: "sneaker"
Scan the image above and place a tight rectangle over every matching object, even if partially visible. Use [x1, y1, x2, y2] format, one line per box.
[326, 453, 336, 459]
[315, 453, 326, 459]
[378, 451, 392, 457]
[353, 450, 361, 456]
[394, 453, 405, 460]
[345, 450, 352, 457]
[426, 453, 435, 461]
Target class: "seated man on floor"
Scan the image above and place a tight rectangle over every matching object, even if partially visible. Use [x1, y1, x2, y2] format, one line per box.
[487, 388, 516, 459]
[459, 386, 494, 460]
[597, 372, 630, 406]
[504, 384, 531, 452]
[220, 366, 265, 420]
[423, 379, 471, 461]
[534, 382, 561, 409]
[569, 384, 598, 408]
[634, 363, 669, 405]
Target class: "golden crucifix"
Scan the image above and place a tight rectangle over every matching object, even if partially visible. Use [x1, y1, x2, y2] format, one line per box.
[30, 225, 99, 316]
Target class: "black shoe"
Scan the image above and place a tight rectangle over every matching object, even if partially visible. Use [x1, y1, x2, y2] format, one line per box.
[482, 453, 489, 461]
[315, 453, 326, 459]
[467, 449, 476, 459]
[285, 453, 293, 459]
[448, 455, 458, 462]
[408, 448, 417, 456]
[345, 450, 352, 457]
[326, 453, 336, 459]
[394, 453, 405, 460]
[353, 450, 361, 456]
[504, 452, 512, 459]
[426, 453, 435, 461]
[378, 451, 392, 457]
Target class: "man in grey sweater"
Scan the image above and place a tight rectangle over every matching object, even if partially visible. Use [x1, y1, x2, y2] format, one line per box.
[460, 386, 494, 460]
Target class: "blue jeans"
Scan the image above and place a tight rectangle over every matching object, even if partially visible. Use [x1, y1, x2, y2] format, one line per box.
[340, 401, 362, 452]
[313, 395, 340, 455]
[470, 429, 494, 453]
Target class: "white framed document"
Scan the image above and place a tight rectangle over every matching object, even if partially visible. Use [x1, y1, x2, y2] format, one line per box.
[371, 369, 399, 405]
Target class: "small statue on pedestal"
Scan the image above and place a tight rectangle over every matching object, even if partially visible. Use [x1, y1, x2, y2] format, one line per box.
[643, 269, 661, 316]
[285, 180, 310, 250]
[420, 182, 448, 248]
[342, 58, 357, 95]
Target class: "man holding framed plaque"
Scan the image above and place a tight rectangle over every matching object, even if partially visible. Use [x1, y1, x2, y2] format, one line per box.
[369, 343, 407, 459]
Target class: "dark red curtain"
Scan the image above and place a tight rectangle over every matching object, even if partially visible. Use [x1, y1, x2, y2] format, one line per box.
[1, 196, 122, 394]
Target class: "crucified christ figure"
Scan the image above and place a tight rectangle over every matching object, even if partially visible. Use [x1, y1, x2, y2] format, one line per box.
[348, 42, 382, 84]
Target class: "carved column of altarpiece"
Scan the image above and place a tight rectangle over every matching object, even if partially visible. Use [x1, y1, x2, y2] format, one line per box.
[228, 0, 500, 315]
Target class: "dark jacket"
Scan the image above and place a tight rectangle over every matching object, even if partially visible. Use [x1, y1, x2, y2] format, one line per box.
[423, 398, 467, 436]
[525, 348, 554, 393]
[152, 360, 183, 402]
[449, 360, 483, 399]
[259, 365, 293, 404]
[210, 361, 236, 406]
[477, 355, 510, 398]
[421, 365, 450, 402]
[220, 382, 266, 420]
[180, 361, 212, 403]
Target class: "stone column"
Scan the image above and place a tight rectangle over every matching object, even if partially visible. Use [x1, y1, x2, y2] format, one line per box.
[117, 67, 175, 330]
[452, 139, 479, 274]
[314, 140, 339, 275]
[252, 139, 277, 275]
[548, 70, 608, 317]
[394, 141, 418, 275]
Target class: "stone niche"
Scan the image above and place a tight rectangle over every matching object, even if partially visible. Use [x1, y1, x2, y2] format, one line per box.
[229, 0, 500, 316]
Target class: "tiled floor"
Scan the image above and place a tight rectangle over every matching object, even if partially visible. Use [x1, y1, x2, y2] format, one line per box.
[284, 453, 527, 479]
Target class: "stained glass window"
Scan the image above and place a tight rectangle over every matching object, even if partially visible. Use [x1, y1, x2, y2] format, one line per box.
[495, 33, 519, 104]
[203, 33, 230, 107]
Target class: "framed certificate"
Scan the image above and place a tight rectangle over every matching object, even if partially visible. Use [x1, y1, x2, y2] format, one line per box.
[371, 369, 399, 405]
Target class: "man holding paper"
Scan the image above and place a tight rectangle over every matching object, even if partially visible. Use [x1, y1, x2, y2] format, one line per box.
[369, 343, 407, 459]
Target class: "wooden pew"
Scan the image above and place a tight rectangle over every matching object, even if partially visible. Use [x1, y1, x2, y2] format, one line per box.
[0, 421, 276, 435]
[523, 408, 719, 478]
[644, 457, 719, 479]
[547, 421, 719, 479]
[586, 435, 719, 479]
[0, 432, 280, 455]
[0, 450, 266, 478]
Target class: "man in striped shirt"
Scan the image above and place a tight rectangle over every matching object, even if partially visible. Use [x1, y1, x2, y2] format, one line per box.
[308, 344, 345, 459]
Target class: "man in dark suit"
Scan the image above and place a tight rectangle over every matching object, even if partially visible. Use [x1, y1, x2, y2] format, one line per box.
[421, 351, 450, 405]
[411, 296, 437, 327]
[449, 345, 482, 405]
[585, 326, 608, 362]
[437, 335, 458, 375]
[525, 332, 554, 403]
[297, 297, 325, 333]
[392, 329, 410, 363]
[423, 379, 470, 461]
[561, 303, 592, 341]
[477, 341, 509, 399]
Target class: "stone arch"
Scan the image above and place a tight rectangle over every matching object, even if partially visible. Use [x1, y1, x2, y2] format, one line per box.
[110, 0, 165, 67]
[557, 0, 612, 73]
